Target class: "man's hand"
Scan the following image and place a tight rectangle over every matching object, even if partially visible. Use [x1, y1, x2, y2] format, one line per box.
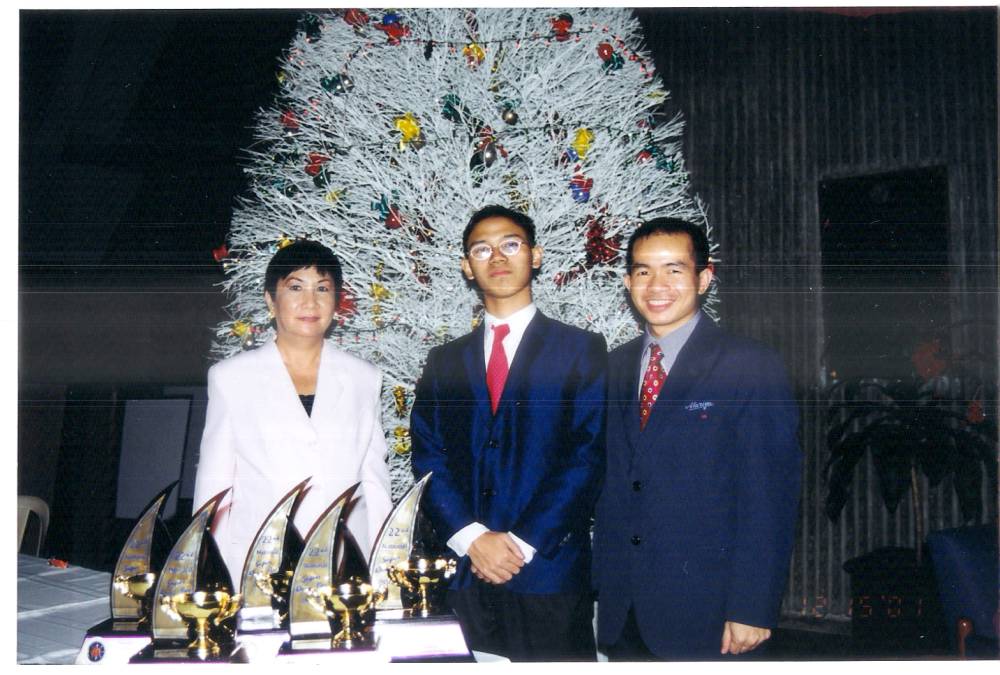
[467, 531, 524, 584]
[720, 621, 771, 655]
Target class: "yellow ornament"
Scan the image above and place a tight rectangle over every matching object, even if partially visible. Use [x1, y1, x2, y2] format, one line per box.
[463, 42, 486, 66]
[393, 385, 407, 417]
[276, 70, 286, 84]
[277, 236, 293, 250]
[375, 262, 385, 279]
[393, 426, 411, 455]
[370, 283, 390, 301]
[324, 189, 343, 204]
[572, 128, 595, 160]
[394, 112, 421, 149]
[231, 320, 251, 338]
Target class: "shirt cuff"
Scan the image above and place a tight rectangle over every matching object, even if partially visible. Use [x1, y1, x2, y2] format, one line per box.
[447, 522, 489, 557]
[508, 532, 536, 564]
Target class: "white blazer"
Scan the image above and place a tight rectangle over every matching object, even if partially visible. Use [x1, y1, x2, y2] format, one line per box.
[192, 339, 393, 590]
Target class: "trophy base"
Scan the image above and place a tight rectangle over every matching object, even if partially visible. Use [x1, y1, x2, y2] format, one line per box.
[374, 611, 471, 662]
[129, 640, 244, 663]
[275, 635, 386, 664]
[238, 605, 283, 632]
[75, 619, 152, 665]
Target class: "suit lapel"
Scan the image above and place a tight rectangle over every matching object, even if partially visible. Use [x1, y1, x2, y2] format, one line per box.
[638, 318, 723, 443]
[615, 337, 645, 455]
[462, 323, 491, 420]
[259, 340, 318, 438]
[313, 342, 345, 425]
[496, 312, 547, 411]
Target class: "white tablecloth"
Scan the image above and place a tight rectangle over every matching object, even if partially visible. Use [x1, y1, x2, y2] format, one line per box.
[17, 554, 112, 664]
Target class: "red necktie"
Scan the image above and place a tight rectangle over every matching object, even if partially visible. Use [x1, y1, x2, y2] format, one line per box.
[486, 323, 511, 414]
[639, 344, 666, 430]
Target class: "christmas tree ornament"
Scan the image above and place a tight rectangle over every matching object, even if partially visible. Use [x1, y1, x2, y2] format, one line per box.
[394, 112, 422, 150]
[424, 40, 434, 59]
[550, 13, 574, 41]
[463, 42, 486, 68]
[392, 386, 408, 417]
[385, 207, 403, 229]
[501, 107, 518, 125]
[325, 189, 344, 204]
[339, 73, 354, 93]
[280, 110, 299, 130]
[375, 12, 410, 44]
[304, 152, 330, 176]
[320, 75, 339, 92]
[212, 244, 229, 263]
[596, 42, 614, 61]
[569, 174, 594, 203]
[393, 426, 411, 454]
[343, 8, 369, 28]
[277, 236, 294, 250]
[300, 14, 324, 42]
[571, 128, 595, 160]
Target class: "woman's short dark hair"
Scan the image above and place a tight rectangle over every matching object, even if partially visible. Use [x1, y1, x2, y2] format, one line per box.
[462, 205, 537, 252]
[264, 239, 343, 303]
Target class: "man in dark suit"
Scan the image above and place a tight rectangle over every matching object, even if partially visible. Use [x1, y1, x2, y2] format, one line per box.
[411, 205, 606, 661]
[593, 217, 801, 660]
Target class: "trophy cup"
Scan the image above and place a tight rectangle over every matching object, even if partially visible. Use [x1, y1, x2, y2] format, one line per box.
[387, 556, 456, 618]
[238, 478, 309, 632]
[304, 578, 386, 649]
[76, 482, 177, 664]
[131, 487, 241, 662]
[159, 590, 242, 659]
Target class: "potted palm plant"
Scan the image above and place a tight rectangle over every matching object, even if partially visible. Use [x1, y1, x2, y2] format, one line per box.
[823, 335, 997, 653]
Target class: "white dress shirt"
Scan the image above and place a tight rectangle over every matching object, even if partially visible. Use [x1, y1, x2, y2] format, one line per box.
[446, 303, 538, 563]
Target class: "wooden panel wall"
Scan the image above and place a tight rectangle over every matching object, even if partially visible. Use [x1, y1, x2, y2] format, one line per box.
[635, 8, 998, 620]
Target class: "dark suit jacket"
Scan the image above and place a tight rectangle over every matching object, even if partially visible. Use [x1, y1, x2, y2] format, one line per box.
[593, 316, 801, 658]
[410, 311, 607, 594]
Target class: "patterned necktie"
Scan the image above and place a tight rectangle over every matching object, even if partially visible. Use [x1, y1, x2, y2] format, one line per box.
[486, 323, 511, 414]
[639, 343, 666, 430]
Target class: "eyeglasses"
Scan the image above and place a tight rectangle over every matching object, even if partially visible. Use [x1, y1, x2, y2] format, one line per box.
[467, 238, 527, 261]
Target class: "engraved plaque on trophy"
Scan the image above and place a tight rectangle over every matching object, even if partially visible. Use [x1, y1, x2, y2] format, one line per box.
[75, 483, 177, 664]
[368, 473, 432, 611]
[238, 477, 309, 632]
[287, 482, 360, 646]
[131, 488, 241, 662]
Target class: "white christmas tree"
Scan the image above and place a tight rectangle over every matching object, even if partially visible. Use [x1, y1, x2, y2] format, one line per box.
[214, 8, 718, 500]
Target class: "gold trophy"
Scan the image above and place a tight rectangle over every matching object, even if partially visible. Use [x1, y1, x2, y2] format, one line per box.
[252, 569, 295, 625]
[304, 578, 386, 649]
[160, 590, 242, 659]
[112, 573, 157, 629]
[387, 556, 456, 618]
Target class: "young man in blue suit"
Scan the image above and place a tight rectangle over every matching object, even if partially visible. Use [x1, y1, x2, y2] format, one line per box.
[410, 205, 607, 661]
[593, 218, 801, 660]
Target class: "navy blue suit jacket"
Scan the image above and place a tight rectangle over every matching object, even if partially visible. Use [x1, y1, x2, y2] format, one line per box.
[593, 316, 801, 658]
[410, 311, 607, 594]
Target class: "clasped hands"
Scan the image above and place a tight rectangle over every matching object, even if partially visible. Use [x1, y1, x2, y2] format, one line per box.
[721, 620, 771, 655]
[467, 531, 524, 584]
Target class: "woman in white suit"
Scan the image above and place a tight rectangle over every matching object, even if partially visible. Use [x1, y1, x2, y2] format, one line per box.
[193, 240, 392, 589]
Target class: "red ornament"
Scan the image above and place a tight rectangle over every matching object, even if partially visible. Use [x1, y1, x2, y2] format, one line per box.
[337, 286, 357, 318]
[636, 149, 653, 163]
[550, 13, 573, 41]
[385, 207, 403, 229]
[343, 8, 369, 27]
[375, 21, 410, 44]
[584, 215, 621, 266]
[304, 152, 330, 176]
[597, 42, 613, 61]
[281, 110, 299, 130]
[212, 244, 228, 262]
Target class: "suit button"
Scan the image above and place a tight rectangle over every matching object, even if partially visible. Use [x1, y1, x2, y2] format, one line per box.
[481, 488, 496, 497]
[488, 440, 499, 449]
[632, 481, 642, 492]
[631, 535, 642, 546]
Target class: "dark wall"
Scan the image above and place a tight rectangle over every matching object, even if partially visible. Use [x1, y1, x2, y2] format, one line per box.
[635, 7, 998, 619]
